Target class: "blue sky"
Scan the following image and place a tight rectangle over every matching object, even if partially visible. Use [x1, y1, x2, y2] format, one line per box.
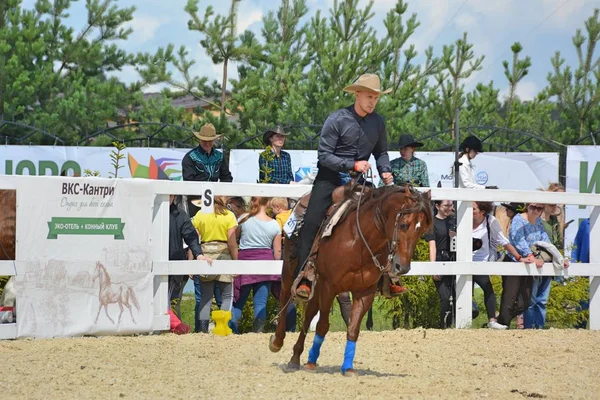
[21, 0, 600, 100]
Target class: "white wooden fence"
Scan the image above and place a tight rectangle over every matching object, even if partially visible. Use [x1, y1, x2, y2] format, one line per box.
[1, 179, 599, 340]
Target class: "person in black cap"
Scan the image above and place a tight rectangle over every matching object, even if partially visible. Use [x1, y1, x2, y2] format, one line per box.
[501, 202, 525, 220]
[258, 125, 294, 184]
[388, 134, 429, 187]
[457, 135, 487, 189]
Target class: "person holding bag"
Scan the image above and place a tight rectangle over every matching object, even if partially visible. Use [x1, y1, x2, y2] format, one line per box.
[191, 196, 238, 333]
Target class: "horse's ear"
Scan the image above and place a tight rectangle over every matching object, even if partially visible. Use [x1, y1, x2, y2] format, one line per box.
[424, 190, 431, 201]
[404, 184, 411, 196]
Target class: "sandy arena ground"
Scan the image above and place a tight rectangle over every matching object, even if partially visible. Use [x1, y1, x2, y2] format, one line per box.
[1, 329, 599, 399]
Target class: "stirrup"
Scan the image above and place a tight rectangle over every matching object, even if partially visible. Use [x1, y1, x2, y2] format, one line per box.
[292, 260, 317, 303]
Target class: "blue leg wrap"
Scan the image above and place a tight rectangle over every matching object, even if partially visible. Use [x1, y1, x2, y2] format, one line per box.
[341, 340, 356, 372]
[307, 334, 325, 364]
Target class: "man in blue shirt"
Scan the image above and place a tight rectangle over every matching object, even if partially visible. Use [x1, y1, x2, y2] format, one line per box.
[295, 74, 395, 300]
[572, 218, 590, 263]
[258, 125, 294, 184]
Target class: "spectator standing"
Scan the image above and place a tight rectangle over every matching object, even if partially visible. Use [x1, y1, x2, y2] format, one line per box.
[182, 123, 233, 217]
[389, 134, 429, 187]
[259, 126, 294, 184]
[471, 201, 524, 329]
[231, 197, 282, 333]
[168, 194, 212, 323]
[457, 136, 486, 189]
[191, 196, 238, 333]
[426, 200, 457, 328]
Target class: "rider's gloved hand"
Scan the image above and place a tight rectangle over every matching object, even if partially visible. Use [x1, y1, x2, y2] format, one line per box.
[353, 160, 371, 174]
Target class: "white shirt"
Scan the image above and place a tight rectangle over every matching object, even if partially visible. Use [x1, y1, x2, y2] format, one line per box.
[458, 154, 485, 189]
[473, 215, 510, 261]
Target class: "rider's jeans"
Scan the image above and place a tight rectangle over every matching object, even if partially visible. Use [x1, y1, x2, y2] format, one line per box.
[295, 170, 338, 275]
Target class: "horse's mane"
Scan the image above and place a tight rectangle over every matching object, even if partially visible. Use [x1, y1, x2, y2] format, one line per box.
[342, 184, 433, 232]
[96, 262, 110, 285]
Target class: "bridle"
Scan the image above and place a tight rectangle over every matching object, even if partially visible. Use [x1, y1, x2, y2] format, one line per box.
[355, 171, 425, 274]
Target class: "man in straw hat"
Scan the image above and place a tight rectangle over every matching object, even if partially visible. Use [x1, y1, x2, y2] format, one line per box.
[259, 125, 294, 184]
[294, 73, 402, 300]
[182, 123, 233, 216]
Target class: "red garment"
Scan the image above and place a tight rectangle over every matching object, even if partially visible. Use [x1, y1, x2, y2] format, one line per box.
[168, 309, 190, 335]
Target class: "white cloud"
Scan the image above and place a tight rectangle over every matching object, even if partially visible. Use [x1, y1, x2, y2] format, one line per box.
[499, 80, 538, 102]
[127, 14, 168, 46]
[237, 10, 263, 33]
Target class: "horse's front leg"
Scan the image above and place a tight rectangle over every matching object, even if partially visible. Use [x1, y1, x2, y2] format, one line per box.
[94, 303, 103, 324]
[304, 282, 335, 372]
[104, 304, 115, 324]
[342, 288, 376, 377]
[288, 284, 320, 370]
[270, 258, 293, 353]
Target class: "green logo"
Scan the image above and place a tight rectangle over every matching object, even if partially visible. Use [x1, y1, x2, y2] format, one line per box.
[47, 217, 125, 239]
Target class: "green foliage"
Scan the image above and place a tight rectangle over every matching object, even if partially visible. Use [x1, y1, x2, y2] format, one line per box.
[83, 169, 101, 177]
[377, 239, 441, 329]
[109, 141, 126, 178]
[0, 275, 9, 298]
[547, 277, 589, 328]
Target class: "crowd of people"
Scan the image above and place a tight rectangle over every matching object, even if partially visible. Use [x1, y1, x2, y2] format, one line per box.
[166, 73, 590, 334]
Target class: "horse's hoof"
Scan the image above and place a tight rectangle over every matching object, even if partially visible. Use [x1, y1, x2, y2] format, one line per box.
[285, 362, 301, 372]
[269, 335, 282, 353]
[343, 369, 359, 377]
[303, 362, 317, 373]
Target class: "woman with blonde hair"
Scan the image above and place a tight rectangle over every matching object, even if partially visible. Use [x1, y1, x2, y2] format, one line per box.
[231, 197, 282, 333]
[191, 195, 238, 333]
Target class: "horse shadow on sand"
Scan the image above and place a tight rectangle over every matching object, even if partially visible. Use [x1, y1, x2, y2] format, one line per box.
[273, 363, 410, 378]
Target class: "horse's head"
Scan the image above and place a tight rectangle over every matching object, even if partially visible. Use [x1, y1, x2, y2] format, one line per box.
[92, 261, 104, 284]
[382, 185, 432, 275]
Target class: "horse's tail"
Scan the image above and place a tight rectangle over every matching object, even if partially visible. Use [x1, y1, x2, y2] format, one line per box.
[127, 286, 141, 311]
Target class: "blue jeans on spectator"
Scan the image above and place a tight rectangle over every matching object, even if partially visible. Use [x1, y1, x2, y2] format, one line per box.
[214, 283, 222, 309]
[231, 281, 272, 333]
[193, 275, 202, 332]
[524, 276, 552, 329]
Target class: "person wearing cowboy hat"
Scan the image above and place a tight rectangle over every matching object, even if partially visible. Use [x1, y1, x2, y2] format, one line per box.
[258, 125, 294, 184]
[456, 135, 487, 189]
[387, 134, 430, 187]
[294, 73, 399, 300]
[182, 123, 233, 216]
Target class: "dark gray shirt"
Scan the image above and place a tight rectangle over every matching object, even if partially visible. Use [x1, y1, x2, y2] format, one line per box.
[317, 105, 391, 174]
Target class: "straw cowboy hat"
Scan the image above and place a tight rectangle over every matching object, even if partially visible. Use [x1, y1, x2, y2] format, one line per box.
[343, 74, 392, 94]
[262, 125, 289, 146]
[193, 123, 223, 142]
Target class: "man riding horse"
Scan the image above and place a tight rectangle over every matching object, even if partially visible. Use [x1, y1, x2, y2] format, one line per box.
[294, 73, 406, 299]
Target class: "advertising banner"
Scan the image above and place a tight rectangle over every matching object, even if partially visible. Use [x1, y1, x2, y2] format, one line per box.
[230, 149, 559, 189]
[9, 176, 155, 338]
[565, 146, 600, 250]
[0, 145, 189, 179]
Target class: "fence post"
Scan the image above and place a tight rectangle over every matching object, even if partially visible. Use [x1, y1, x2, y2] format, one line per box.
[455, 200, 473, 328]
[152, 193, 170, 331]
[589, 206, 600, 330]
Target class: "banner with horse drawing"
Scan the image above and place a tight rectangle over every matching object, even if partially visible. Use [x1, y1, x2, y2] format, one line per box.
[10, 175, 154, 338]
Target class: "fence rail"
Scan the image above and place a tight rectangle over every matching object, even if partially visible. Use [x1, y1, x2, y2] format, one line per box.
[1, 177, 598, 340]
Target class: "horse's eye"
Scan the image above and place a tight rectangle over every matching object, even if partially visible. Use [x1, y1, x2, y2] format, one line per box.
[399, 223, 409, 231]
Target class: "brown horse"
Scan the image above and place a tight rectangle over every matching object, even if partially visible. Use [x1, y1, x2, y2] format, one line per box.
[269, 185, 432, 376]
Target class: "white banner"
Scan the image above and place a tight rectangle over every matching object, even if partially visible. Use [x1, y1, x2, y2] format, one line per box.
[565, 146, 600, 250]
[0, 145, 188, 179]
[8, 176, 155, 338]
[230, 149, 559, 189]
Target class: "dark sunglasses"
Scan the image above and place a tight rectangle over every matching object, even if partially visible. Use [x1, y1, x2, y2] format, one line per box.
[528, 205, 544, 212]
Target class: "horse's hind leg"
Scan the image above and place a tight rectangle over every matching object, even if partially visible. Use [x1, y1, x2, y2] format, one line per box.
[304, 283, 335, 372]
[104, 304, 115, 324]
[288, 288, 320, 370]
[341, 289, 376, 377]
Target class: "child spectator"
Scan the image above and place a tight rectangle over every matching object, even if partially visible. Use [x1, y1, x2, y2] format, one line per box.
[191, 196, 238, 333]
